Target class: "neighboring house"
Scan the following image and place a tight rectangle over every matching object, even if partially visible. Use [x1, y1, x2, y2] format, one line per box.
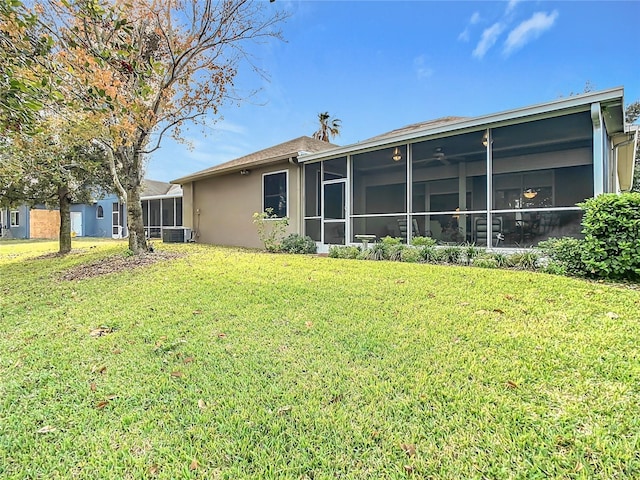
[174, 87, 637, 250]
[0, 205, 60, 239]
[68, 179, 183, 239]
[1, 179, 182, 240]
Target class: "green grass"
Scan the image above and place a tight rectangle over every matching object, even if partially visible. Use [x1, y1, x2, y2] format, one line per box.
[1, 240, 640, 479]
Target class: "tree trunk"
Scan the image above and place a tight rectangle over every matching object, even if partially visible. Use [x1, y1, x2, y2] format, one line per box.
[58, 185, 72, 255]
[126, 183, 147, 254]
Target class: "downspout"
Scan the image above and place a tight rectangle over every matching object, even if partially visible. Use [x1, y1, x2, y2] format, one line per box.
[613, 133, 637, 192]
[289, 156, 301, 235]
[591, 103, 605, 196]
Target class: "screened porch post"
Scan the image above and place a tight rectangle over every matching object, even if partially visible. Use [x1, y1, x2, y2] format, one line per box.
[485, 128, 493, 249]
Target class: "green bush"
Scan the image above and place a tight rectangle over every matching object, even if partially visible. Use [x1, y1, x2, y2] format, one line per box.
[411, 236, 437, 247]
[252, 209, 289, 252]
[579, 193, 640, 280]
[419, 245, 441, 263]
[473, 257, 498, 269]
[538, 237, 586, 277]
[281, 234, 317, 254]
[442, 245, 463, 264]
[400, 246, 422, 263]
[328, 245, 361, 259]
[463, 243, 482, 265]
[387, 244, 406, 262]
[509, 251, 539, 270]
[490, 252, 512, 268]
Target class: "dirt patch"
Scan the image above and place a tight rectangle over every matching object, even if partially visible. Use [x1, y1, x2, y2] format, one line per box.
[61, 251, 182, 281]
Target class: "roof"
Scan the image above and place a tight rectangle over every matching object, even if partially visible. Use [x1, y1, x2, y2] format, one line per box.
[299, 87, 626, 163]
[363, 116, 467, 142]
[172, 136, 337, 184]
[141, 179, 182, 198]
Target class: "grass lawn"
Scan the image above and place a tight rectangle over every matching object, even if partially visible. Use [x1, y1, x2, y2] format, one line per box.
[1, 240, 640, 479]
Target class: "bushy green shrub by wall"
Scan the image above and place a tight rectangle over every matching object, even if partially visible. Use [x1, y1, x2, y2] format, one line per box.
[580, 193, 640, 280]
[281, 234, 317, 254]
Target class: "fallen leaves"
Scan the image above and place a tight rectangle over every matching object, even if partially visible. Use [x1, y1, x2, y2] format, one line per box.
[170, 371, 184, 378]
[89, 326, 113, 337]
[183, 356, 194, 364]
[606, 311, 620, 319]
[197, 399, 206, 410]
[401, 443, 416, 457]
[37, 425, 56, 434]
[189, 459, 199, 470]
[276, 405, 292, 415]
[506, 381, 518, 389]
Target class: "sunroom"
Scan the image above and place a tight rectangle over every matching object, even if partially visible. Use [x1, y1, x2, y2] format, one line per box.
[300, 88, 635, 250]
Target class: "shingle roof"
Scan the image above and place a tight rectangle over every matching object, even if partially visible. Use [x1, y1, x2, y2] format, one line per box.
[172, 136, 338, 183]
[141, 179, 182, 198]
[362, 116, 467, 142]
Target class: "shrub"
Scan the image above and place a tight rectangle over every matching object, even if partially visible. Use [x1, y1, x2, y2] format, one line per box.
[328, 245, 361, 259]
[473, 257, 498, 269]
[252, 209, 289, 252]
[463, 243, 482, 265]
[411, 236, 437, 247]
[442, 245, 463, 264]
[387, 244, 406, 262]
[509, 251, 539, 270]
[281, 234, 317, 254]
[538, 237, 586, 277]
[490, 252, 512, 269]
[400, 247, 422, 263]
[361, 243, 386, 261]
[579, 193, 640, 280]
[419, 245, 441, 263]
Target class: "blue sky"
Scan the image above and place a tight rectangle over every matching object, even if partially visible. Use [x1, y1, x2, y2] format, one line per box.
[147, 0, 640, 182]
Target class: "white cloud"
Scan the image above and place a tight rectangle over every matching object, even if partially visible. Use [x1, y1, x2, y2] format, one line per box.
[472, 23, 505, 59]
[503, 10, 559, 56]
[413, 55, 434, 79]
[458, 12, 481, 42]
[505, 0, 522, 15]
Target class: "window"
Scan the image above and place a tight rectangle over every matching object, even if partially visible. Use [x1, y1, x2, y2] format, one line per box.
[96, 205, 104, 219]
[263, 171, 288, 218]
[10, 210, 19, 227]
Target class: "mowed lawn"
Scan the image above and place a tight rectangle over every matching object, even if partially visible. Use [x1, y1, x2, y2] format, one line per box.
[1, 240, 640, 479]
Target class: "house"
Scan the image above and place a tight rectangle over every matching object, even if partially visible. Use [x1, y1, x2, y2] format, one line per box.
[0, 205, 60, 239]
[173, 87, 638, 250]
[172, 136, 337, 248]
[1, 179, 183, 240]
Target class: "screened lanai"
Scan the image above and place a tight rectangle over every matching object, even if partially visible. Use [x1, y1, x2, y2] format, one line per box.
[303, 110, 595, 248]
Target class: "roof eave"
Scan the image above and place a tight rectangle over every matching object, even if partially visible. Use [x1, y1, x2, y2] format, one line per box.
[299, 87, 625, 163]
[171, 153, 298, 184]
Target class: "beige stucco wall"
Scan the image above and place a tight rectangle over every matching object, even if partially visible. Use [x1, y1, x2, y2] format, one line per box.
[188, 161, 302, 248]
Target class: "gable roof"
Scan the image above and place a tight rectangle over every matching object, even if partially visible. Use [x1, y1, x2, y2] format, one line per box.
[141, 179, 182, 198]
[172, 136, 337, 184]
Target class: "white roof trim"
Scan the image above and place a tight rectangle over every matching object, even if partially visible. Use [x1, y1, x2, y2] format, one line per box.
[299, 87, 625, 163]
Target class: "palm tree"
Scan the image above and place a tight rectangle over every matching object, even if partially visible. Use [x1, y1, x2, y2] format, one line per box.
[312, 112, 341, 142]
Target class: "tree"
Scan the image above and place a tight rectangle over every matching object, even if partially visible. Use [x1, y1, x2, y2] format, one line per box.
[312, 112, 341, 142]
[0, 112, 112, 254]
[37, 0, 286, 254]
[625, 101, 640, 192]
[0, 0, 52, 133]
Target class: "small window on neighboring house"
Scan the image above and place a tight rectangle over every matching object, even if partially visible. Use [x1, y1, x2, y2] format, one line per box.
[263, 171, 288, 218]
[96, 205, 104, 219]
[10, 210, 19, 227]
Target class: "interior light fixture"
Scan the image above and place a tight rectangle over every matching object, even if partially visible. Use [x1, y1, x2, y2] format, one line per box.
[523, 188, 537, 199]
[392, 147, 402, 161]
